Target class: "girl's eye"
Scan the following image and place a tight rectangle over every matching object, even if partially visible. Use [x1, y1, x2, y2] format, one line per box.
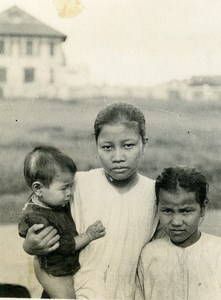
[161, 209, 172, 214]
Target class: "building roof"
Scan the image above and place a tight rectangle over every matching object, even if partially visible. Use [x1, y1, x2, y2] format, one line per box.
[189, 76, 221, 86]
[0, 6, 66, 41]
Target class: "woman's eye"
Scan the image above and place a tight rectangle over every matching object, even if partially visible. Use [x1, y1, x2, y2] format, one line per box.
[124, 144, 134, 149]
[102, 145, 112, 151]
[182, 210, 192, 215]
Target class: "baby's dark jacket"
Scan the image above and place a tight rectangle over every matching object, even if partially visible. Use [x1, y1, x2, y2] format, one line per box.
[18, 195, 80, 276]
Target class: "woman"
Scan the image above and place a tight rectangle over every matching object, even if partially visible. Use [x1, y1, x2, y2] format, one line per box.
[23, 102, 159, 299]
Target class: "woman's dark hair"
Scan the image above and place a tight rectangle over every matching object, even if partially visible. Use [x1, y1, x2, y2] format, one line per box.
[94, 102, 147, 144]
[155, 166, 209, 207]
[24, 145, 77, 188]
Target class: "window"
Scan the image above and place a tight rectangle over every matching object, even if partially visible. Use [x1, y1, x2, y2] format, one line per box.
[0, 41, 4, 55]
[50, 69, 54, 83]
[49, 42, 54, 56]
[0, 68, 6, 81]
[0, 87, 3, 98]
[26, 41, 33, 55]
[24, 68, 34, 82]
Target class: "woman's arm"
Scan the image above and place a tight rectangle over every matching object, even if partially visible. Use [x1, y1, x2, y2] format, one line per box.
[23, 224, 60, 255]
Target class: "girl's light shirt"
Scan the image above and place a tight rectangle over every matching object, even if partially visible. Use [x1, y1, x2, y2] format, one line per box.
[71, 168, 158, 300]
[137, 232, 221, 300]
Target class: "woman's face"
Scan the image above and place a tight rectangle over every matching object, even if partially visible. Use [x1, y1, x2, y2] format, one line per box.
[97, 123, 144, 181]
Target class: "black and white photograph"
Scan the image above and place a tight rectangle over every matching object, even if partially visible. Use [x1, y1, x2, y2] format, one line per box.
[0, 0, 220, 299]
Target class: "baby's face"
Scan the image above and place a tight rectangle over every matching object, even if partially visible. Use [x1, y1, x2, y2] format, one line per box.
[41, 171, 74, 208]
[158, 189, 203, 247]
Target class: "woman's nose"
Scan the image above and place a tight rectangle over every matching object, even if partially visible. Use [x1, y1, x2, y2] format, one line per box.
[112, 148, 125, 162]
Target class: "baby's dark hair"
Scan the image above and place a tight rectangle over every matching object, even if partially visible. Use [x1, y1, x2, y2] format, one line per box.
[155, 166, 208, 207]
[94, 102, 147, 144]
[24, 145, 77, 188]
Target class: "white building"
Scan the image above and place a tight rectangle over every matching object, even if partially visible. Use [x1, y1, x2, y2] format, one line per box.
[0, 6, 68, 99]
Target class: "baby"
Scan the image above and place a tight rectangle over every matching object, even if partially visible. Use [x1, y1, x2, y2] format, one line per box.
[19, 145, 105, 298]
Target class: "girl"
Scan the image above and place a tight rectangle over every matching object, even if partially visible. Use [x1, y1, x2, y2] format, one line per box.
[23, 102, 159, 299]
[137, 166, 221, 300]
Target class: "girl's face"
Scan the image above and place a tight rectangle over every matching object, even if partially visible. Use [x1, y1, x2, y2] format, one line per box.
[158, 189, 206, 248]
[97, 123, 144, 181]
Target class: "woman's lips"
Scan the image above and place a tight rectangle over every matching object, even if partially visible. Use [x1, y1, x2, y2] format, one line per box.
[112, 167, 128, 173]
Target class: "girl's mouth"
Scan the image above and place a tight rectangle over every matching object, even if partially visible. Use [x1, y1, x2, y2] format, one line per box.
[170, 229, 185, 234]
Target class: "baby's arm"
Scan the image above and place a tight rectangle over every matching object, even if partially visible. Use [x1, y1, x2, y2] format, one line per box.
[34, 257, 76, 299]
[75, 220, 105, 250]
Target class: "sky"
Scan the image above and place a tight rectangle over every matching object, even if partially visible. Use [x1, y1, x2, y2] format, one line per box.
[1, 0, 221, 86]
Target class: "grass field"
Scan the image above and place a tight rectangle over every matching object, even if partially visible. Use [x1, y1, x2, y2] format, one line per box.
[0, 96, 220, 224]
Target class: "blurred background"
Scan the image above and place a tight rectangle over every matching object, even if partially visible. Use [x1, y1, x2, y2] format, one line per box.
[0, 0, 220, 297]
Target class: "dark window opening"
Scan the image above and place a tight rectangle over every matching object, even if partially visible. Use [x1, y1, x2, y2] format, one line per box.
[26, 41, 33, 55]
[50, 69, 54, 83]
[49, 42, 54, 56]
[0, 87, 3, 98]
[0, 68, 6, 81]
[0, 40, 4, 54]
[24, 68, 34, 82]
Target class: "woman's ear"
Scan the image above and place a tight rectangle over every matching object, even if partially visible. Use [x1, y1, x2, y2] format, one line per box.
[32, 181, 43, 197]
[142, 137, 148, 154]
[201, 199, 209, 217]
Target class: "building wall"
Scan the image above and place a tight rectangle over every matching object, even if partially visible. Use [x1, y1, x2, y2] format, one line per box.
[0, 36, 66, 98]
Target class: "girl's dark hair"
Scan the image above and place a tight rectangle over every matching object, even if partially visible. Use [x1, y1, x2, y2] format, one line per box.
[24, 145, 77, 188]
[94, 102, 147, 144]
[155, 166, 209, 207]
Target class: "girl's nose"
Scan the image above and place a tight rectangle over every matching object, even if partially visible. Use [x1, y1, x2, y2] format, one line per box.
[171, 214, 183, 226]
[112, 148, 125, 162]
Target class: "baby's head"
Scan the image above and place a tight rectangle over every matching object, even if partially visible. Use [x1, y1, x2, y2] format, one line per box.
[94, 102, 147, 144]
[24, 145, 77, 208]
[155, 166, 208, 247]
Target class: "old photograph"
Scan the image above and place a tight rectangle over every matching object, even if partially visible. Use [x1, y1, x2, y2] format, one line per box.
[0, 0, 220, 298]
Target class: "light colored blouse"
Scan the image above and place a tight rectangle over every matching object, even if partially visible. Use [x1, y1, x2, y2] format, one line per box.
[137, 232, 221, 300]
[71, 168, 158, 299]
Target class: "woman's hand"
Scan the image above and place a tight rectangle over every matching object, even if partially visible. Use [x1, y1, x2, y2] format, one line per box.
[23, 224, 60, 255]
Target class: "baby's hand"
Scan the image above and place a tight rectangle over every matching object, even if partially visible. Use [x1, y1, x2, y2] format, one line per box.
[86, 220, 106, 241]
